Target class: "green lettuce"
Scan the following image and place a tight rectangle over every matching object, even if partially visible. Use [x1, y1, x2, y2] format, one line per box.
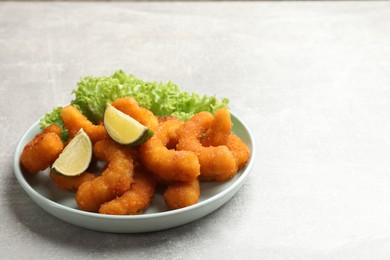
[40, 70, 229, 141]
[40, 106, 69, 141]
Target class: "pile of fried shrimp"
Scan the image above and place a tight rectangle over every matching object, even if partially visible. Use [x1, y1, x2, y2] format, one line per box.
[20, 97, 251, 215]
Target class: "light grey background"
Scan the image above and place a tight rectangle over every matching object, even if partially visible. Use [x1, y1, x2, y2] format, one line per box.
[1, 1, 390, 259]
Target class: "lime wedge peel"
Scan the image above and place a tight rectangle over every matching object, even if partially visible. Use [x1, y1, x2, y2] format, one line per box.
[51, 128, 92, 176]
[104, 103, 154, 146]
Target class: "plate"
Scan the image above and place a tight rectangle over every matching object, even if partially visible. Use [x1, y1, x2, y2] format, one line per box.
[13, 113, 255, 233]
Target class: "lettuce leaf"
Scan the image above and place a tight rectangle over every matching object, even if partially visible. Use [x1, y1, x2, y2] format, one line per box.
[40, 106, 69, 141]
[40, 70, 229, 141]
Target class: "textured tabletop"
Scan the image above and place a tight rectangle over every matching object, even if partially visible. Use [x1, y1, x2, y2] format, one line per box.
[1, 1, 390, 259]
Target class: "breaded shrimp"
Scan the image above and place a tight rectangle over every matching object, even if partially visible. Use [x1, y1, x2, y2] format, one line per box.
[111, 97, 159, 131]
[50, 171, 97, 192]
[139, 120, 200, 184]
[20, 129, 64, 174]
[226, 134, 251, 170]
[99, 167, 157, 215]
[201, 108, 232, 147]
[61, 106, 108, 144]
[158, 115, 181, 124]
[177, 112, 237, 182]
[75, 139, 134, 212]
[42, 124, 63, 137]
[164, 179, 200, 210]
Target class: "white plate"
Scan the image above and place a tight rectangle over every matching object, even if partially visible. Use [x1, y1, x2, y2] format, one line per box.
[13, 114, 255, 233]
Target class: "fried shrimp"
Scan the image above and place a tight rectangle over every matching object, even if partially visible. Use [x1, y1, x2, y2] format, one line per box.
[227, 134, 251, 170]
[201, 108, 232, 147]
[50, 171, 97, 192]
[164, 179, 200, 210]
[111, 97, 159, 130]
[61, 106, 108, 143]
[139, 120, 200, 184]
[177, 112, 237, 182]
[75, 139, 134, 212]
[158, 115, 181, 124]
[99, 167, 157, 215]
[42, 124, 63, 137]
[20, 128, 64, 174]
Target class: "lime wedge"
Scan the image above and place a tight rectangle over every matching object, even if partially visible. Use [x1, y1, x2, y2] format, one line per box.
[51, 129, 92, 176]
[104, 103, 154, 146]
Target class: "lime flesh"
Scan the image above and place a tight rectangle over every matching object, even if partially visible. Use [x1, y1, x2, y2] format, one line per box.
[104, 103, 153, 146]
[51, 128, 92, 176]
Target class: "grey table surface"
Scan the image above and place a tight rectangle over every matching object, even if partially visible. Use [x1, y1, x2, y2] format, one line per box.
[2, 1, 390, 259]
